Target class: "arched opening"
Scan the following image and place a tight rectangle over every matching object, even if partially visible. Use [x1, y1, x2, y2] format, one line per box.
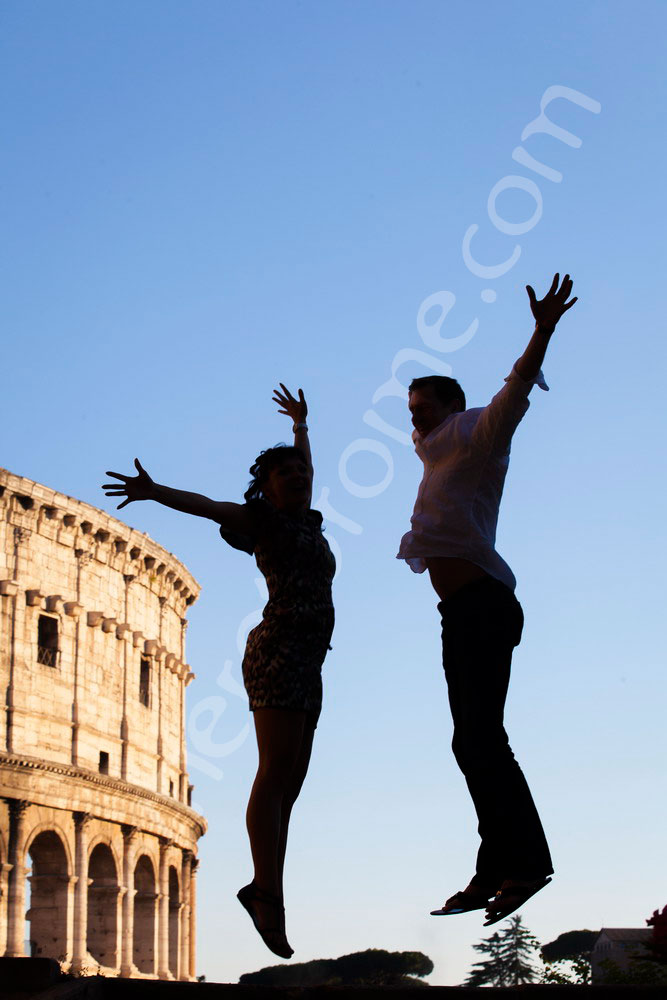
[168, 865, 180, 976]
[27, 831, 70, 964]
[132, 854, 156, 974]
[87, 843, 120, 968]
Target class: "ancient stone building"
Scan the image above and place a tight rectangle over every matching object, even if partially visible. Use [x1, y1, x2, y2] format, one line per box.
[0, 467, 206, 979]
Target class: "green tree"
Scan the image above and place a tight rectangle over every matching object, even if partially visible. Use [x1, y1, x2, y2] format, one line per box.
[464, 915, 540, 987]
[464, 931, 507, 987]
[240, 948, 433, 987]
[540, 928, 598, 984]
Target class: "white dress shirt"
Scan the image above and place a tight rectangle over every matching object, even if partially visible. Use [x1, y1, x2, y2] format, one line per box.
[397, 365, 548, 591]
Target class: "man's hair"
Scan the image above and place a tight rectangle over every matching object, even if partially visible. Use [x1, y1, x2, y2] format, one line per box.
[408, 375, 466, 411]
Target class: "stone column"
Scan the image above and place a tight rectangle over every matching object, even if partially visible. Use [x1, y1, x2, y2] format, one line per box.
[0, 861, 13, 956]
[6, 527, 31, 753]
[157, 838, 172, 979]
[121, 575, 135, 781]
[179, 619, 188, 801]
[70, 812, 91, 973]
[5, 798, 28, 957]
[120, 825, 137, 977]
[178, 850, 192, 981]
[188, 858, 198, 980]
[72, 550, 92, 766]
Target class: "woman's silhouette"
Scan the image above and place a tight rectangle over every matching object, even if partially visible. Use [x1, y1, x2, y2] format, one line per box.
[102, 385, 335, 959]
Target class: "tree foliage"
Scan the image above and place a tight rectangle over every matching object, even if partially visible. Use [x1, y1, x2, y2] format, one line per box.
[541, 928, 598, 961]
[239, 948, 434, 987]
[464, 915, 540, 987]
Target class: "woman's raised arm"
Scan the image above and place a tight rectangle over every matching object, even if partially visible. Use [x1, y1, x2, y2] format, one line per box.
[102, 459, 253, 534]
[272, 384, 312, 471]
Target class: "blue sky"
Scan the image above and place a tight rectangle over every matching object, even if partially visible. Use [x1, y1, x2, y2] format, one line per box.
[2, 0, 666, 985]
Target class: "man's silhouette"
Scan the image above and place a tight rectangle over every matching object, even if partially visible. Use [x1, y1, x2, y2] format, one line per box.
[397, 274, 576, 924]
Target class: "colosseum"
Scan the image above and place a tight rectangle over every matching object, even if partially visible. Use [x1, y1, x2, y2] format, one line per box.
[0, 466, 206, 979]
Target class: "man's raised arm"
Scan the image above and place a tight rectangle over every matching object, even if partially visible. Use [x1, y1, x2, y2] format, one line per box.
[515, 273, 577, 382]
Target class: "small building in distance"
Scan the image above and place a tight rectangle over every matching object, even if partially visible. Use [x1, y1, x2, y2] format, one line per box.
[0, 467, 206, 979]
[591, 927, 652, 982]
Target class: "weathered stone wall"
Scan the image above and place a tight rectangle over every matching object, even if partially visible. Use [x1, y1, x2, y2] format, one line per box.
[0, 467, 206, 978]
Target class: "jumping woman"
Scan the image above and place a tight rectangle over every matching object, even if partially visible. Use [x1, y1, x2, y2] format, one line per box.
[102, 385, 335, 959]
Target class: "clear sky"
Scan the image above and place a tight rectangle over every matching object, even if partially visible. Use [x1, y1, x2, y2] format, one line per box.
[2, 0, 666, 986]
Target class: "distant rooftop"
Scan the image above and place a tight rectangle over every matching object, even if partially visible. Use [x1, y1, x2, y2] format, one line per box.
[597, 928, 652, 943]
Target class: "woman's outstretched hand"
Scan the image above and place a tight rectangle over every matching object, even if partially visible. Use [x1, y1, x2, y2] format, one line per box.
[272, 383, 308, 425]
[102, 458, 155, 510]
[526, 273, 577, 333]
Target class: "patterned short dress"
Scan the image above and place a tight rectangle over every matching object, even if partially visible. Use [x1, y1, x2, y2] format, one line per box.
[219, 498, 335, 726]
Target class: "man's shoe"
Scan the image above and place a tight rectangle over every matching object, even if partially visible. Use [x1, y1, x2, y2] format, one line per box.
[483, 877, 552, 926]
[431, 883, 497, 916]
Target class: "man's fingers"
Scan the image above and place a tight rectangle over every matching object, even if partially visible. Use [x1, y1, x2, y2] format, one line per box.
[298, 388, 305, 401]
[562, 297, 578, 312]
[526, 285, 537, 307]
[105, 471, 128, 482]
[134, 458, 146, 474]
[557, 274, 572, 299]
[548, 273, 559, 294]
[117, 499, 131, 510]
[279, 382, 295, 400]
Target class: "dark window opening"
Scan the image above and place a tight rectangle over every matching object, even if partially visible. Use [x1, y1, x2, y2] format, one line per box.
[187, 783, 193, 807]
[99, 751, 109, 774]
[139, 656, 151, 707]
[37, 615, 58, 667]
[169, 779, 174, 797]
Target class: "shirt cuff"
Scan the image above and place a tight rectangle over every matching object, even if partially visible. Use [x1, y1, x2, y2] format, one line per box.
[505, 363, 549, 392]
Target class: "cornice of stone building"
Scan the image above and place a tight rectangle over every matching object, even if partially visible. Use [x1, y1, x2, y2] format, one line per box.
[0, 752, 207, 840]
[0, 466, 201, 616]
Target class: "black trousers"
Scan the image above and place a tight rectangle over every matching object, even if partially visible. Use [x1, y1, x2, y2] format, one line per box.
[439, 576, 553, 887]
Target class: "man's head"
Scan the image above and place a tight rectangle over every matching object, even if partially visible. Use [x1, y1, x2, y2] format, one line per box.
[408, 375, 466, 438]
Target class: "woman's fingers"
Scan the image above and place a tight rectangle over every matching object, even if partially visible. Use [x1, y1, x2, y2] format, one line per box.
[105, 470, 128, 482]
[116, 498, 131, 510]
[134, 458, 146, 475]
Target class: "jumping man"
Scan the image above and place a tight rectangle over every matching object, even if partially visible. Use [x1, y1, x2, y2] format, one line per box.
[397, 274, 577, 924]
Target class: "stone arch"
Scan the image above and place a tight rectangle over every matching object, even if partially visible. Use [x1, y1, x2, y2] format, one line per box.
[87, 842, 120, 968]
[26, 830, 71, 963]
[25, 820, 74, 872]
[168, 864, 180, 976]
[133, 853, 157, 974]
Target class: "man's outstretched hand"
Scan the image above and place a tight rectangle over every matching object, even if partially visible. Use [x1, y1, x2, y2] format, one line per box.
[526, 273, 577, 334]
[272, 383, 308, 425]
[102, 458, 155, 510]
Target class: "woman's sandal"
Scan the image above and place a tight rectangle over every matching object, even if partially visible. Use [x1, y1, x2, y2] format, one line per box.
[483, 876, 552, 926]
[237, 882, 294, 959]
[430, 884, 497, 916]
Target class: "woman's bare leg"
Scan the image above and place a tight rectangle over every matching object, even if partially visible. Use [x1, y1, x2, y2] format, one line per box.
[277, 719, 316, 887]
[245, 707, 310, 936]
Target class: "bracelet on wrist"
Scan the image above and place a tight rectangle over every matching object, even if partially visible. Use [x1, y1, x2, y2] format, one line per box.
[293, 422, 308, 432]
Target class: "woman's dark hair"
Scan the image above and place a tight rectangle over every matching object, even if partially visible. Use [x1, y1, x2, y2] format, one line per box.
[244, 445, 308, 502]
